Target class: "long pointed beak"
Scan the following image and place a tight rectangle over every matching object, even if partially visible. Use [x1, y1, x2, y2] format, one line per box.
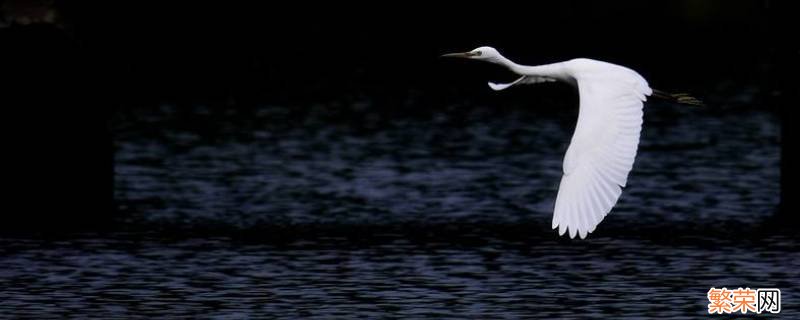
[440, 52, 473, 59]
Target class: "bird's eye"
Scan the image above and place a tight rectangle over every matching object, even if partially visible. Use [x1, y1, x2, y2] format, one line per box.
[474, 51, 482, 56]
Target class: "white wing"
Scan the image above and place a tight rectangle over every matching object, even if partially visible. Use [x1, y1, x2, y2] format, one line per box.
[552, 58, 652, 239]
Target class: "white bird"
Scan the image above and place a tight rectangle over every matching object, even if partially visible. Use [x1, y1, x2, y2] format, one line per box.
[441, 46, 701, 239]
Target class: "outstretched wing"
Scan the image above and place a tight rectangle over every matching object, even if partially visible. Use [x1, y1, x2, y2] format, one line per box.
[552, 58, 652, 239]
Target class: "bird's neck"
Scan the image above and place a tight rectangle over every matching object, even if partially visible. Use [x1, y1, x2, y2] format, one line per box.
[496, 56, 568, 81]
[495, 56, 525, 74]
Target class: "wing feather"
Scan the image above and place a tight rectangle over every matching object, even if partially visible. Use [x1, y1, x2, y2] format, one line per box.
[552, 58, 651, 238]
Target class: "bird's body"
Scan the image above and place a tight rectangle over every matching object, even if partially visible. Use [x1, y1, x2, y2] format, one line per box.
[442, 47, 699, 239]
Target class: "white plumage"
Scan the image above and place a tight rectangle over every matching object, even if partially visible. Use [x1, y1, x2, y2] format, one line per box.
[442, 47, 652, 239]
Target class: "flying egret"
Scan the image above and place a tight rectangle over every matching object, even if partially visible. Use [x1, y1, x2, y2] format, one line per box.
[441, 46, 701, 239]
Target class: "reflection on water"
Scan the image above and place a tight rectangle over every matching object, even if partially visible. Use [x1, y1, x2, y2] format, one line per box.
[1, 98, 793, 318]
[113, 101, 780, 230]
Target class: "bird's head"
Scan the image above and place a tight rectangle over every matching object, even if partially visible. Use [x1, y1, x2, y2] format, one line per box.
[440, 46, 505, 64]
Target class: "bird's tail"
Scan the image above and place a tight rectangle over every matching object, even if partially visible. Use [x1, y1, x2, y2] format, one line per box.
[651, 89, 704, 106]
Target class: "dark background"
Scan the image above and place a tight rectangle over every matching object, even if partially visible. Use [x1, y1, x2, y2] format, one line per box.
[0, 1, 796, 318]
[0, 0, 795, 228]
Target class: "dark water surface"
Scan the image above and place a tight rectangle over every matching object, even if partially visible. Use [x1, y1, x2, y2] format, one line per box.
[1, 234, 796, 318]
[2, 97, 796, 318]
